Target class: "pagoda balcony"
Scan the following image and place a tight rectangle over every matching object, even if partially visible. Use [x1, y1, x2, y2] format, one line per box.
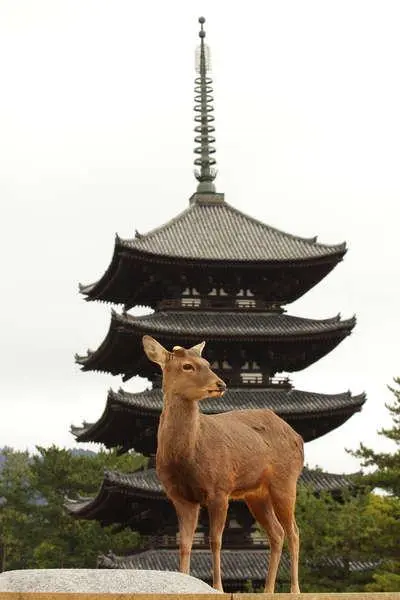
[222, 373, 292, 387]
[137, 530, 267, 550]
[158, 297, 285, 312]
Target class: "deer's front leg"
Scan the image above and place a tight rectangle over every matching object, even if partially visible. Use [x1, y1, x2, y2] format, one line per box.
[173, 498, 200, 574]
[207, 494, 229, 592]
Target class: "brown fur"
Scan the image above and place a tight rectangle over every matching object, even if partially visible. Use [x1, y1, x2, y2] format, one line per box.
[142, 336, 304, 593]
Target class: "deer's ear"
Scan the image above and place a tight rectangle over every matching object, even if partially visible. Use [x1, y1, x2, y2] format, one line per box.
[189, 341, 206, 357]
[142, 335, 168, 367]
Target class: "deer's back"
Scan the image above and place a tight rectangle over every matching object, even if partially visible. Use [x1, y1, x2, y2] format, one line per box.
[204, 408, 303, 468]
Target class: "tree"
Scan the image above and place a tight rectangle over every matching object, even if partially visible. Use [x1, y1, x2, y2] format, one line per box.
[295, 485, 379, 592]
[349, 377, 400, 591]
[0, 448, 36, 571]
[0, 445, 146, 571]
[30, 445, 145, 568]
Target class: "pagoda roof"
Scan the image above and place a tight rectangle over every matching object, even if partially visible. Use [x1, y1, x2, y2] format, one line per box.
[75, 386, 365, 418]
[71, 387, 365, 448]
[114, 195, 346, 263]
[80, 196, 346, 304]
[76, 310, 355, 378]
[96, 467, 353, 495]
[113, 310, 355, 339]
[98, 548, 376, 586]
[83, 309, 356, 340]
[66, 467, 354, 527]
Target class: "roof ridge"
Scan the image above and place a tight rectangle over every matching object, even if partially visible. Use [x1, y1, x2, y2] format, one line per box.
[119, 199, 346, 254]
[119, 204, 194, 244]
[112, 386, 365, 400]
[116, 309, 355, 325]
[221, 200, 346, 251]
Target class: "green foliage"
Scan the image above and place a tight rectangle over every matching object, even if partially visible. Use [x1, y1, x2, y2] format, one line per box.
[295, 486, 378, 592]
[0, 445, 145, 571]
[0, 448, 37, 570]
[347, 377, 400, 591]
[350, 377, 400, 496]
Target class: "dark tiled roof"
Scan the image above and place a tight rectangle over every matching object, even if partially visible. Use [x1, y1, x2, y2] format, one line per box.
[71, 387, 365, 448]
[65, 467, 356, 533]
[119, 195, 346, 262]
[98, 386, 365, 416]
[111, 310, 355, 339]
[75, 311, 356, 372]
[100, 548, 291, 580]
[67, 467, 354, 504]
[98, 548, 376, 581]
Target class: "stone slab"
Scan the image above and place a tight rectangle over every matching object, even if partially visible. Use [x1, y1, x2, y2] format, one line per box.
[0, 569, 220, 594]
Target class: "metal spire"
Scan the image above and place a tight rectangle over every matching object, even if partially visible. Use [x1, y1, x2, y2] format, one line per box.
[194, 17, 217, 193]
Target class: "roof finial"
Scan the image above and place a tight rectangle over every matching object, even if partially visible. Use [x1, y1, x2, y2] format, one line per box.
[194, 16, 217, 193]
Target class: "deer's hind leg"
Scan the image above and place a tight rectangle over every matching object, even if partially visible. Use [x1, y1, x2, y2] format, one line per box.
[172, 497, 200, 574]
[245, 493, 284, 593]
[270, 481, 300, 593]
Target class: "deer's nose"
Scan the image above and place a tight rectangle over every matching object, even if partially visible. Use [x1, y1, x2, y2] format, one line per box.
[216, 380, 227, 391]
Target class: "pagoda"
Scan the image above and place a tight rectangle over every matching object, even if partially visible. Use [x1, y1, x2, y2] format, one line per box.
[69, 18, 365, 591]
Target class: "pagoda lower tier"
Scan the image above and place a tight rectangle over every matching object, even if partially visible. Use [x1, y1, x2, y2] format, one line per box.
[79, 194, 346, 309]
[71, 387, 365, 453]
[97, 548, 376, 593]
[75, 310, 355, 382]
[66, 467, 353, 534]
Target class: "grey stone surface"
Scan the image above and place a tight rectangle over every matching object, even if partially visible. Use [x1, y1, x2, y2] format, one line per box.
[0, 568, 220, 593]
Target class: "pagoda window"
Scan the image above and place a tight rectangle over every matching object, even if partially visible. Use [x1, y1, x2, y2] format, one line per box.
[236, 298, 256, 309]
[209, 288, 217, 296]
[222, 360, 232, 370]
[182, 288, 190, 296]
[241, 372, 263, 385]
[220, 288, 228, 296]
[181, 297, 201, 308]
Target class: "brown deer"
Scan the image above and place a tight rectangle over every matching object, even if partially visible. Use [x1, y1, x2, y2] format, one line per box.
[142, 335, 304, 593]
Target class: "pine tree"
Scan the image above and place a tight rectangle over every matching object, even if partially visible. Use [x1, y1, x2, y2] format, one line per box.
[349, 377, 400, 591]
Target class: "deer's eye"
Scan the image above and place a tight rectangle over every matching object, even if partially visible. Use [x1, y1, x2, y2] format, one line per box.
[182, 363, 195, 372]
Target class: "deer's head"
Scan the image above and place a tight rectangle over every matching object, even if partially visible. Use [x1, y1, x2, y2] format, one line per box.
[142, 335, 227, 402]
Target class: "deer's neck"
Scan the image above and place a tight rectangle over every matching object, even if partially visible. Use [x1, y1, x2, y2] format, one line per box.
[158, 392, 200, 462]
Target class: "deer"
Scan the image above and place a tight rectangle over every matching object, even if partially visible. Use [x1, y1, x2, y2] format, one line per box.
[142, 335, 304, 593]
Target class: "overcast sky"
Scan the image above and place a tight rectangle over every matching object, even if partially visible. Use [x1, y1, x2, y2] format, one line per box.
[1, 0, 399, 474]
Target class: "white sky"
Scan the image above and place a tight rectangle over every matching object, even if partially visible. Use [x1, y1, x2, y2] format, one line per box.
[1, 0, 399, 474]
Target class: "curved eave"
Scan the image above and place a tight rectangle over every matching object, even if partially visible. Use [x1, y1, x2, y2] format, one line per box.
[71, 388, 366, 446]
[117, 241, 347, 267]
[65, 469, 166, 524]
[112, 310, 356, 341]
[78, 234, 122, 300]
[75, 311, 356, 375]
[67, 467, 355, 524]
[79, 241, 346, 304]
